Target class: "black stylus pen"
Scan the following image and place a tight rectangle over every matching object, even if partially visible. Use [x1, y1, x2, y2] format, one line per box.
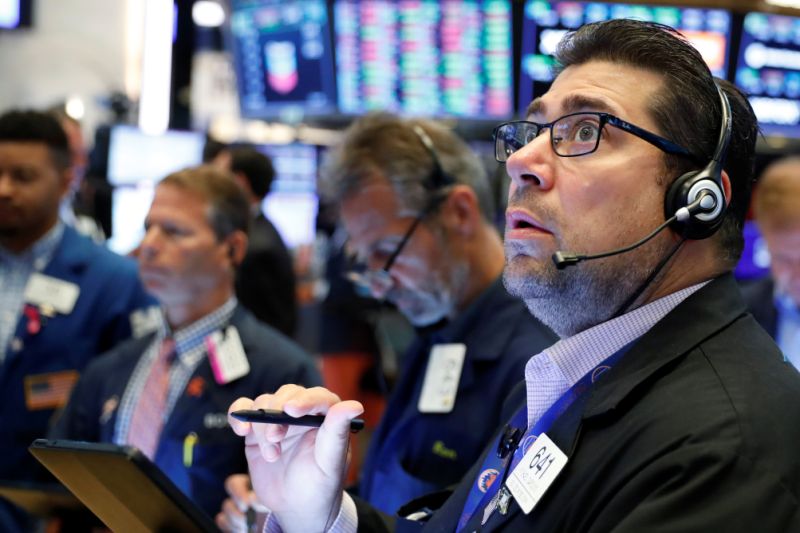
[231, 409, 365, 433]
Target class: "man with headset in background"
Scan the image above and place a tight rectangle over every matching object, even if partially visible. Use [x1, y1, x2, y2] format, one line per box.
[215, 113, 556, 531]
[228, 19, 800, 532]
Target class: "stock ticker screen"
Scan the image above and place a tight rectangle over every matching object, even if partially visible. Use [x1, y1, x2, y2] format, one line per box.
[519, 1, 731, 112]
[333, 0, 514, 119]
[228, 0, 337, 119]
[736, 13, 800, 138]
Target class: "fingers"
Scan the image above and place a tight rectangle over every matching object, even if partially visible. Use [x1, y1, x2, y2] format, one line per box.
[227, 385, 362, 465]
[225, 474, 254, 511]
[228, 396, 258, 436]
[216, 498, 247, 533]
[315, 400, 365, 478]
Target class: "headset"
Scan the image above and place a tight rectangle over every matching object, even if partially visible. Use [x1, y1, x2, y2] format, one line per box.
[663, 82, 732, 240]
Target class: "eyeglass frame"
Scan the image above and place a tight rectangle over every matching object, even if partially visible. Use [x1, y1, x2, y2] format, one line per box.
[492, 112, 700, 163]
[344, 125, 456, 294]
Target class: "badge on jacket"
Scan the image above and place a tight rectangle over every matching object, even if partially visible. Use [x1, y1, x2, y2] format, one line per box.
[418, 343, 466, 413]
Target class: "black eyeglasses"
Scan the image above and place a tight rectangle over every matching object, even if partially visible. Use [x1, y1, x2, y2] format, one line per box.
[493, 112, 697, 163]
[345, 125, 455, 295]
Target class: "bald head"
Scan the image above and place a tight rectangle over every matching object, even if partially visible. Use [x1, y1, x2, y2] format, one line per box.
[754, 157, 800, 233]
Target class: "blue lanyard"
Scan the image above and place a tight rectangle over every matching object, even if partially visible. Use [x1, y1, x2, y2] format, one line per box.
[457, 349, 627, 531]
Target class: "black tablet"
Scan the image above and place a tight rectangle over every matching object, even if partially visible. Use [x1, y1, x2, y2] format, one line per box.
[29, 439, 218, 532]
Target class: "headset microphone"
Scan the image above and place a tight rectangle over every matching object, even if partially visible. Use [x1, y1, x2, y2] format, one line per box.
[552, 192, 716, 270]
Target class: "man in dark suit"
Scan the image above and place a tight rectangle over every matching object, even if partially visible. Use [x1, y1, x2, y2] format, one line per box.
[741, 157, 800, 368]
[228, 20, 800, 532]
[214, 145, 297, 337]
[51, 166, 320, 518]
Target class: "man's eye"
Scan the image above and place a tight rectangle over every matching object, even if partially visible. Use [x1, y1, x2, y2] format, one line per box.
[572, 122, 599, 142]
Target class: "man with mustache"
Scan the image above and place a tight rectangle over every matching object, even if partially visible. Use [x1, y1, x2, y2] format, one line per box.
[229, 20, 800, 532]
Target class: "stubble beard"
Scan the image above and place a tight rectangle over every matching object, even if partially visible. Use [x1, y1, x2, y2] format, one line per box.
[502, 236, 670, 338]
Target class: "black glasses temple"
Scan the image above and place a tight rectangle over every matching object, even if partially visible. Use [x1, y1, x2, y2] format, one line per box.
[605, 116, 701, 162]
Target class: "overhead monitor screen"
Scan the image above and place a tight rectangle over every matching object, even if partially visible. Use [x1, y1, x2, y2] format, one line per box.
[108, 185, 156, 256]
[257, 143, 319, 248]
[0, 0, 29, 29]
[735, 12, 800, 138]
[228, 0, 337, 118]
[107, 126, 204, 187]
[106, 126, 204, 255]
[334, 0, 513, 119]
[519, 1, 731, 111]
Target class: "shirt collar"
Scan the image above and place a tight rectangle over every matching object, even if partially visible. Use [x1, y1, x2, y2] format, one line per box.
[0, 221, 64, 270]
[530, 281, 710, 387]
[156, 297, 238, 363]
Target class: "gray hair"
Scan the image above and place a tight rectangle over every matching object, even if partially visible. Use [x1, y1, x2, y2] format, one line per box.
[320, 112, 495, 221]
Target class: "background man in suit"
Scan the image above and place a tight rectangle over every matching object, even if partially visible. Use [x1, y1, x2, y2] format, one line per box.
[0, 109, 154, 532]
[52, 166, 320, 518]
[742, 156, 800, 368]
[213, 145, 297, 337]
[227, 20, 800, 532]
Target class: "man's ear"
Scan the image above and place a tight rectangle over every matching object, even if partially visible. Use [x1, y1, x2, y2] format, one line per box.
[441, 184, 482, 237]
[721, 169, 732, 207]
[225, 230, 249, 267]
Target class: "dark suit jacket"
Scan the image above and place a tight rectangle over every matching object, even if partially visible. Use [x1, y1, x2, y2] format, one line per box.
[741, 275, 778, 337]
[357, 274, 800, 532]
[358, 279, 557, 515]
[0, 226, 154, 482]
[51, 305, 320, 518]
[236, 214, 297, 336]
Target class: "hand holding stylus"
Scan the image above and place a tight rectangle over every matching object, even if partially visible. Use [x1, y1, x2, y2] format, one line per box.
[227, 385, 364, 533]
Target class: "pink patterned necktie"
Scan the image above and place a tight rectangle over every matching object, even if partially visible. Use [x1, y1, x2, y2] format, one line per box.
[127, 337, 176, 459]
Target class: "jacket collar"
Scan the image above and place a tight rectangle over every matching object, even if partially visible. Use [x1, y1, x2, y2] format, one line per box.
[583, 273, 746, 418]
[42, 225, 98, 275]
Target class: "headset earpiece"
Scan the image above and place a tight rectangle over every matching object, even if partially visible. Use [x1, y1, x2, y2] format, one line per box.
[665, 169, 726, 239]
[664, 83, 732, 241]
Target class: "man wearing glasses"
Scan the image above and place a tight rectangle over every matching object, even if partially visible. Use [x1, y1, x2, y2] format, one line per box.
[217, 113, 556, 529]
[229, 20, 800, 532]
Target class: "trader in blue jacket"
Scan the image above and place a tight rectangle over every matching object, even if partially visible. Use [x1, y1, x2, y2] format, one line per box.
[216, 113, 556, 531]
[0, 109, 155, 531]
[51, 165, 321, 518]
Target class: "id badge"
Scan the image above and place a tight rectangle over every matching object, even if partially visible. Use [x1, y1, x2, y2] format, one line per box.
[206, 326, 250, 385]
[24, 273, 80, 315]
[417, 343, 466, 413]
[505, 433, 568, 514]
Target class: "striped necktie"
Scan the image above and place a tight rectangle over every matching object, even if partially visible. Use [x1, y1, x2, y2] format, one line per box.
[127, 337, 176, 459]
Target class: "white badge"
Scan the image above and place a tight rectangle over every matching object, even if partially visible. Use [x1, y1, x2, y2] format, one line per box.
[206, 326, 250, 385]
[417, 343, 466, 413]
[130, 306, 161, 338]
[505, 433, 568, 514]
[24, 273, 80, 315]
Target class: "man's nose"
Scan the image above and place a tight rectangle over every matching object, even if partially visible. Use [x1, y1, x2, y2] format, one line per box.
[505, 133, 553, 191]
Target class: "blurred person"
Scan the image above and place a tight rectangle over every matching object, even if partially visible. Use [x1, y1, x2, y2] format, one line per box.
[0, 109, 154, 532]
[51, 166, 320, 518]
[213, 145, 297, 337]
[48, 107, 105, 243]
[742, 156, 800, 368]
[215, 113, 556, 530]
[230, 20, 800, 532]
